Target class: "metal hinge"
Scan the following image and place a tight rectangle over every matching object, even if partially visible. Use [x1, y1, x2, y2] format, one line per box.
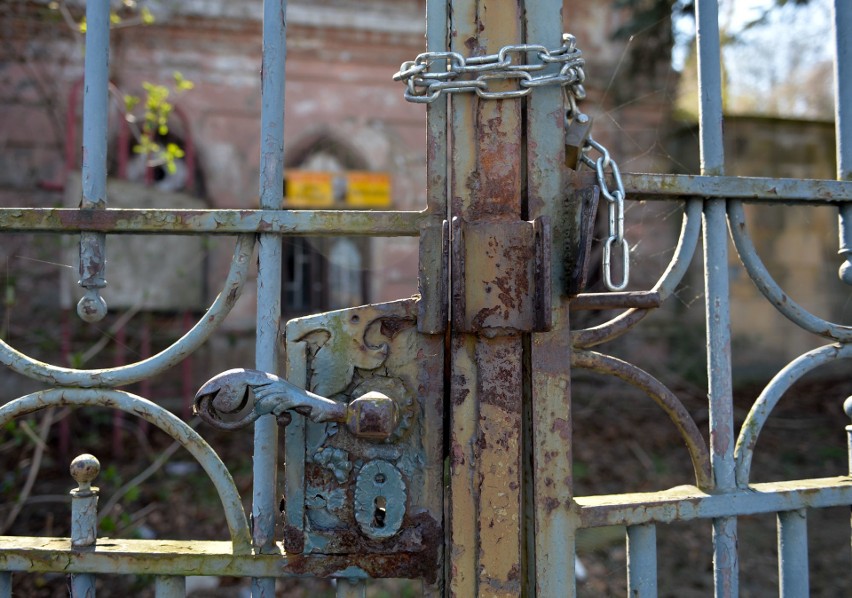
[417, 216, 552, 336]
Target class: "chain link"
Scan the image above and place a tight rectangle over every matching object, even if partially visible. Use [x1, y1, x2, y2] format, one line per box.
[396, 33, 629, 292]
[580, 135, 630, 291]
[394, 34, 587, 104]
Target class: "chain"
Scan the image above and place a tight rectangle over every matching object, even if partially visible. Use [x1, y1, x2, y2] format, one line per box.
[579, 133, 630, 291]
[394, 34, 587, 103]
[396, 33, 629, 292]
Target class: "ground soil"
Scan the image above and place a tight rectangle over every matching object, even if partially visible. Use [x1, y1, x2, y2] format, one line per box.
[1, 370, 849, 596]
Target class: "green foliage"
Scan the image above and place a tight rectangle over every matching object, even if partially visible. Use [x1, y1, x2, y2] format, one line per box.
[125, 72, 194, 174]
[50, 2, 193, 175]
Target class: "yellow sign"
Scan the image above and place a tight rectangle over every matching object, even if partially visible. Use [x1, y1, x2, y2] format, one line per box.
[284, 171, 334, 207]
[345, 172, 392, 208]
[284, 171, 391, 208]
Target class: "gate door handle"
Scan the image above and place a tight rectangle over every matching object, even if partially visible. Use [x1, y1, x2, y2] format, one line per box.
[194, 368, 399, 441]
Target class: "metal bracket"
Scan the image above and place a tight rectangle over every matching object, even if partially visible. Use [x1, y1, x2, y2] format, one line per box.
[566, 183, 600, 296]
[417, 219, 449, 334]
[451, 216, 552, 335]
[565, 113, 594, 170]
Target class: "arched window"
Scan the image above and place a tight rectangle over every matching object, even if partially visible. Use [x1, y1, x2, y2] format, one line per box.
[282, 135, 370, 318]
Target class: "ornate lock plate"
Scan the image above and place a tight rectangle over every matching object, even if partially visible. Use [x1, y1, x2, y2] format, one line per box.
[281, 298, 444, 581]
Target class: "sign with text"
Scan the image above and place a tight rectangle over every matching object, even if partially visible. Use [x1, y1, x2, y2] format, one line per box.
[284, 171, 391, 208]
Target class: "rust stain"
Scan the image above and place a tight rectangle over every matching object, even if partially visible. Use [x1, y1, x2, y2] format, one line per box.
[542, 497, 560, 515]
[282, 524, 305, 554]
[379, 316, 416, 340]
[551, 417, 571, 441]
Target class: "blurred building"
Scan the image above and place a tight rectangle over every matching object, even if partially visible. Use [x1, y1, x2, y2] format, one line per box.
[10, 2, 839, 390]
[0, 0, 670, 335]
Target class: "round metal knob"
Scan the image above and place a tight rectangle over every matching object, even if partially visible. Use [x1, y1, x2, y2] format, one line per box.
[346, 392, 400, 441]
[77, 289, 108, 323]
[70, 453, 101, 492]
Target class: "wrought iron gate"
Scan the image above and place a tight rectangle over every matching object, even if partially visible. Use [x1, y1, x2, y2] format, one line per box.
[0, 0, 851, 596]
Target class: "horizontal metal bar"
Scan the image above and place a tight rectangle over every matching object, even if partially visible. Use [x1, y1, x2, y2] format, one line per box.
[0, 537, 428, 580]
[622, 173, 852, 203]
[570, 291, 661, 311]
[0, 209, 427, 236]
[0, 538, 282, 577]
[577, 476, 852, 528]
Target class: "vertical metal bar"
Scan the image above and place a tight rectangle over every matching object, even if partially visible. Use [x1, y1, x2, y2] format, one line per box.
[77, 0, 110, 323]
[283, 338, 306, 552]
[524, 1, 575, 596]
[833, 0, 852, 285]
[695, 1, 738, 596]
[336, 579, 367, 598]
[447, 2, 525, 596]
[70, 454, 100, 597]
[418, 0, 450, 334]
[627, 524, 658, 597]
[253, 1, 286, 597]
[0, 572, 11, 598]
[426, 0, 447, 218]
[154, 576, 186, 598]
[423, 1, 448, 590]
[777, 509, 808, 597]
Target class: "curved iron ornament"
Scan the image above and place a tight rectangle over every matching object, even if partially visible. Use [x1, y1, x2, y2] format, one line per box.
[0, 388, 253, 554]
[573, 198, 703, 348]
[0, 235, 254, 387]
[734, 342, 852, 487]
[728, 200, 852, 342]
[572, 349, 712, 490]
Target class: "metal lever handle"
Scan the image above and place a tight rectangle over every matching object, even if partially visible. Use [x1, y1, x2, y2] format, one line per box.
[194, 368, 399, 441]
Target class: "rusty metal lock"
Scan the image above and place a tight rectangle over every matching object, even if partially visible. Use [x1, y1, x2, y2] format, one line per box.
[194, 368, 399, 441]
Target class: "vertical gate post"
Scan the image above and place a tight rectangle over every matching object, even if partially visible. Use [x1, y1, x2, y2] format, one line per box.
[154, 576, 187, 598]
[70, 454, 100, 597]
[627, 524, 658, 596]
[696, 1, 738, 596]
[833, 0, 852, 285]
[447, 2, 525, 596]
[523, 1, 577, 596]
[253, 1, 287, 597]
[777, 509, 809, 597]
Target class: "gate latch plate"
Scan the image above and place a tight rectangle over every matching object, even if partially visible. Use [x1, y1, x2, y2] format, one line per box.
[451, 216, 552, 334]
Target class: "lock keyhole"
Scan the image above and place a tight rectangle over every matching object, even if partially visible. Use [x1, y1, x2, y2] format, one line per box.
[355, 459, 405, 539]
[373, 496, 387, 528]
